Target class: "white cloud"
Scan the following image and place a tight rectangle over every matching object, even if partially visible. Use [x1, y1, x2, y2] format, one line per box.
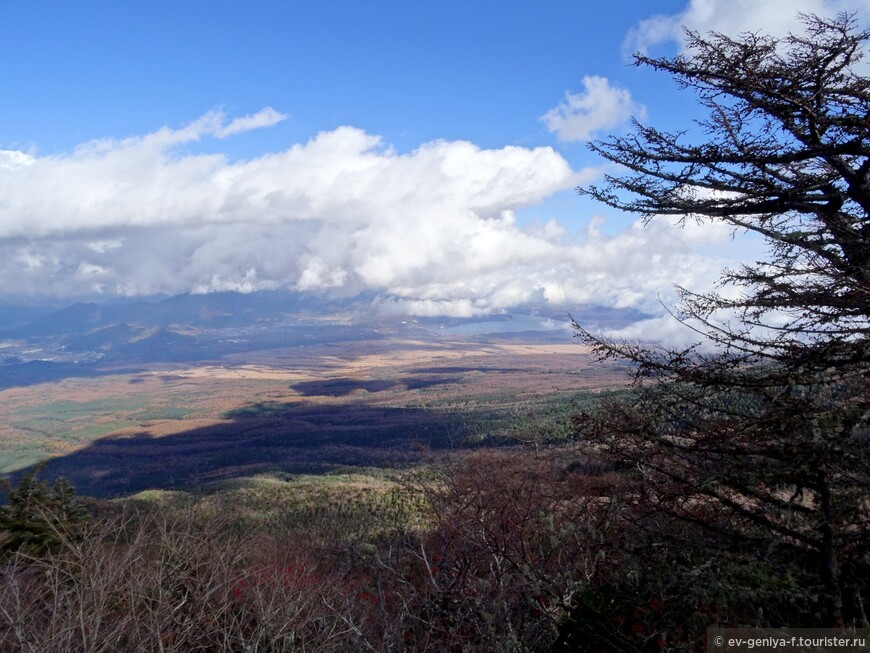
[192, 267, 263, 294]
[215, 107, 287, 138]
[0, 149, 35, 170]
[87, 239, 123, 254]
[74, 262, 109, 278]
[541, 76, 646, 143]
[625, 0, 870, 56]
[0, 110, 745, 317]
[606, 315, 703, 348]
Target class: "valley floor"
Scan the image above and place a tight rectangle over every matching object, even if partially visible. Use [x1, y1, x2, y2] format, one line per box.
[0, 335, 624, 496]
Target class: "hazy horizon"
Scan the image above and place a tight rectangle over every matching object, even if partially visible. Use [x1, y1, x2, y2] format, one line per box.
[2, 0, 867, 343]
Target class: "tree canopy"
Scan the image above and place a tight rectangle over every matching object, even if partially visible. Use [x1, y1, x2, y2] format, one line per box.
[0, 469, 88, 560]
[581, 13, 870, 373]
[574, 14, 870, 629]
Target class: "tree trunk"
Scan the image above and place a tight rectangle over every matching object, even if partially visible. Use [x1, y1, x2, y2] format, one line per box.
[817, 470, 844, 627]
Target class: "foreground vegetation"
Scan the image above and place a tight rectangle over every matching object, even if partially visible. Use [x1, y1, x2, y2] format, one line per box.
[574, 11, 870, 631]
[2, 13, 869, 651]
[0, 445, 843, 652]
[4, 438, 868, 652]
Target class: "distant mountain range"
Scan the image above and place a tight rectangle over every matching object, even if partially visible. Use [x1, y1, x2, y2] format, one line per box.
[1, 291, 345, 337]
[0, 291, 648, 389]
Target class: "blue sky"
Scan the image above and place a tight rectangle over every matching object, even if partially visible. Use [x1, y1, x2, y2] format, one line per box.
[2, 1, 684, 155]
[1, 0, 867, 334]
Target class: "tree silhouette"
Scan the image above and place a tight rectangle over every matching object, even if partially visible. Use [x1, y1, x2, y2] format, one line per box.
[574, 14, 870, 628]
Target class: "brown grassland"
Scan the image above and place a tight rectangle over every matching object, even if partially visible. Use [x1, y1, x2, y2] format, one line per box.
[0, 335, 625, 494]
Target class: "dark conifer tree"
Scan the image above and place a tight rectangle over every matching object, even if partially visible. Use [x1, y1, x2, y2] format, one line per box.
[0, 468, 88, 559]
[573, 14, 870, 628]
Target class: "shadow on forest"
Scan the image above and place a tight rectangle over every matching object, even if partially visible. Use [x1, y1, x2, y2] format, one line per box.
[13, 399, 500, 498]
[0, 361, 145, 390]
[290, 375, 463, 397]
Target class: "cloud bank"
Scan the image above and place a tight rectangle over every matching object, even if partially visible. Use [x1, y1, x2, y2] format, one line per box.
[0, 111, 736, 318]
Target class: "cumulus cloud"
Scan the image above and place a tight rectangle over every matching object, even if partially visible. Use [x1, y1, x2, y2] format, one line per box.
[625, 0, 870, 56]
[540, 76, 646, 142]
[0, 110, 742, 318]
[0, 149, 35, 170]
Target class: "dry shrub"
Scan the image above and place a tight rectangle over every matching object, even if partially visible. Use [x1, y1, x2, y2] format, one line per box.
[336, 448, 629, 652]
[0, 508, 364, 652]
